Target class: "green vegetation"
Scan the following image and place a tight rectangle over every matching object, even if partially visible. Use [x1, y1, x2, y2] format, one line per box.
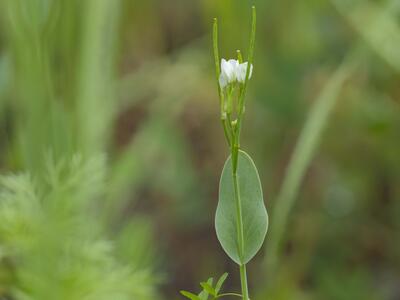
[0, 0, 399, 299]
[182, 8, 268, 299]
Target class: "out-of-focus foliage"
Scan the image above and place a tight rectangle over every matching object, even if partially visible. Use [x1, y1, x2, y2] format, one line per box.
[0, 156, 156, 299]
[0, 0, 159, 299]
[0, 0, 398, 299]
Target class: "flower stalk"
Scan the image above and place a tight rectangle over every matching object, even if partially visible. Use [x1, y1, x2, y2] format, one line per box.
[213, 6, 256, 300]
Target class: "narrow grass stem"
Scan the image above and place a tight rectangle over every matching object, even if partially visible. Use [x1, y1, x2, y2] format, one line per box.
[264, 51, 360, 274]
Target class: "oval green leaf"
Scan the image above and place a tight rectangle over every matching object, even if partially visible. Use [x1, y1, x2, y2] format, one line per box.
[215, 150, 268, 265]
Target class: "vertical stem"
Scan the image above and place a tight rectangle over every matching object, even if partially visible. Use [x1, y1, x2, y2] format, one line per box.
[239, 264, 249, 300]
[232, 156, 249, 300]
[221, 119, 231, 147]
[76, 0, 120, 156]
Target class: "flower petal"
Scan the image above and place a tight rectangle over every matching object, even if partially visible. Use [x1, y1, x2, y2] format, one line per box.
[237, 62, 253, 83]
[221, 58, 238, 83]
[219, 73, 228, 88]
[220, 58, 228, 72]
[227, 59, 239, 82]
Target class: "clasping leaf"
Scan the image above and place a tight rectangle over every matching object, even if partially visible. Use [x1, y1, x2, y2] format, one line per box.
[215, 150, 268, 265]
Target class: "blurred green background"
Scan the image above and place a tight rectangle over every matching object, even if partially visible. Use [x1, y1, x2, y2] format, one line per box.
[0, 0, 399, 299]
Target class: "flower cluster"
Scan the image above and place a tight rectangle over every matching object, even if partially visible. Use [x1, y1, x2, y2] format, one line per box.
[219, 59, 253, 89]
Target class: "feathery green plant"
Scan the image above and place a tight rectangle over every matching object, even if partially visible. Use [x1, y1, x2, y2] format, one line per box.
[181, 6, 268, 300]
[0, 156, 158, 299]
[0, 1, 160, 299]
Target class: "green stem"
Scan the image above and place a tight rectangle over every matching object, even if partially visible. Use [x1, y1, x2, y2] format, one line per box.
[239, 264, 249, 300]
[235, 6, 256, 147]
[215, 292, 243, 299]
[232, 155, 249, 300]
[221, 118, 231, 147]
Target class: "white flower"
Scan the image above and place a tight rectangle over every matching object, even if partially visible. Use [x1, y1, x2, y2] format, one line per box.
[219, 59, 239, 88]
[219, 58, 253, 88]
[236, 62, 253, 83]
